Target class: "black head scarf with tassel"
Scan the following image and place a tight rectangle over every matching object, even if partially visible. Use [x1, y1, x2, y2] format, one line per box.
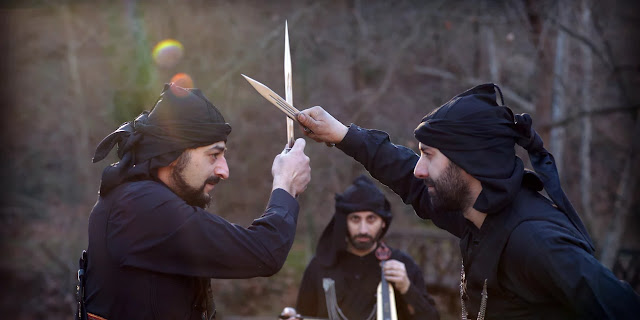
[414, 83, 594, 252]
[315, 175, 393, 267]
[92, 83, 232, 195]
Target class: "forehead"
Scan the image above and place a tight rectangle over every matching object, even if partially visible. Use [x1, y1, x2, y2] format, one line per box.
[347, 211, 379, 219]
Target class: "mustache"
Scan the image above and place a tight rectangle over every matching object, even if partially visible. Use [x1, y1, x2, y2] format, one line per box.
[353, 234, 374, 241]
[423, 178, 435, 188]
[204, 176, 221, 185]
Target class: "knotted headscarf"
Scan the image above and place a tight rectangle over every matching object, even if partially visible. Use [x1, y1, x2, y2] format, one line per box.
[414, 83, 594, 251]
[316, 175, 393, 267]
[93, 83, 232, 195]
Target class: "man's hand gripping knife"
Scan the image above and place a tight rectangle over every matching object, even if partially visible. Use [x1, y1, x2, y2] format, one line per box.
[272, 138, 311, 198]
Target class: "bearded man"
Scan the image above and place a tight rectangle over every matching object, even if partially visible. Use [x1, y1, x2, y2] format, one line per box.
[80, 83, 310, 320]
[295, 83, 640, 319]
[281, 175, 439, 320]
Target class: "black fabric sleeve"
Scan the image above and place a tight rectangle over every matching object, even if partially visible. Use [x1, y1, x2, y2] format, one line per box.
[503, 220, 640, 319]
[394, 252, 440, 320]
[107, 182, 299, 278]
[337, 124, 465, 237]
[295, 258, 322, 317]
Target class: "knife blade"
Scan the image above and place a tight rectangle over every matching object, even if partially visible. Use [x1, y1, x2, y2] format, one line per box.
[285, 21, 294, 151]
[242, 74, 302, 121]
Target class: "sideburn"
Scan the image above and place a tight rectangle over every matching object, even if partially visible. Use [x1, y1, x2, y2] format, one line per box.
[171, 150, 212, 208]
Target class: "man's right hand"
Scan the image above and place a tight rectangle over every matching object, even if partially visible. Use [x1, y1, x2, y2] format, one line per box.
[272, 138, 311, 198]
[297, 106, 348, 145]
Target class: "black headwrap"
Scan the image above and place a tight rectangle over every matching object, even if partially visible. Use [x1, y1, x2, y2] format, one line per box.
[316, 175, 393, 267]
[92, 83, 232, 195]
[414, 83, 594, 251]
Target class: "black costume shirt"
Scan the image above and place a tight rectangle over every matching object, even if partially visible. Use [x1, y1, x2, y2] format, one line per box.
[296, 246, 439, 320]
[85, 180, 299, 319]
[335, 124, 640, 319]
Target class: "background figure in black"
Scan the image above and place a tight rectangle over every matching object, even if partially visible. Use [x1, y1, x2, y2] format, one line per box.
[83, 83, 310, 319]
[294, 83, 640, 319]
[281, 175, 439, 320]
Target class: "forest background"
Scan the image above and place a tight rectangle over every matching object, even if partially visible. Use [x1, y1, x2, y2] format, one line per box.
[1, 0, 639, 319]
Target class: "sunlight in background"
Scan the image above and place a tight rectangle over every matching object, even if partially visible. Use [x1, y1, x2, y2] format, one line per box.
[152, 39, 184, 68]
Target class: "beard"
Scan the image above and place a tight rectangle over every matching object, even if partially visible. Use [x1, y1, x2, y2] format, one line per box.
[347, 226, 384, 251]
[171, 152, 220, 208]
[424, 162, 472, 213]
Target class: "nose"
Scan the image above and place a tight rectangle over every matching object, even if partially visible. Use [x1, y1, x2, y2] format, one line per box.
[357, 221, 368, 234]
[414, 154, 429, 179]
[214, 155, 230, 180]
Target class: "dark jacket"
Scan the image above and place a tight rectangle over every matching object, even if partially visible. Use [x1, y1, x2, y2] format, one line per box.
[85, 180, 299, 319]
[336, 124, 640, 319]
[296, 246, 439, 320]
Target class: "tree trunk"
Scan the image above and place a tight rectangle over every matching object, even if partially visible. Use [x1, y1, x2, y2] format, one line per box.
[60, 4, 90, 199]
[549, 3, 568, 176]
[525, 0, 555, 143]
[579, 0, 595, 237]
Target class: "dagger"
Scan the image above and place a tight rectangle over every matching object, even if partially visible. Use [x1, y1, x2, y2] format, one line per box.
[284, 20, 294, 152]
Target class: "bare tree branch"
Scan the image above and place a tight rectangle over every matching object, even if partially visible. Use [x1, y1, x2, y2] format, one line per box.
[349, 10, 428, 122]
[537, 104, 639, 129]
[413, 65, 536, 112]
[207, 3, 321, 92]
[549, 18, 611, 69]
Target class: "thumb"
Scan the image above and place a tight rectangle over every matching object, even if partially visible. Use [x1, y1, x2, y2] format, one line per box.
[290, 137, 306, 152]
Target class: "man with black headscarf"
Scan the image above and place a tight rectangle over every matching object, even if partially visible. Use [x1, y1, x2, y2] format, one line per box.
[280, 175, 439, 320]
[294, 83, 640, 319]
[80, 83, 311, 320]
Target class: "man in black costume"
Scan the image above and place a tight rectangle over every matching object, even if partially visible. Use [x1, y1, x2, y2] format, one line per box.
[82, 83, 311, 319]
[295, 83, 640, 319]
[281, 175, 439, 320]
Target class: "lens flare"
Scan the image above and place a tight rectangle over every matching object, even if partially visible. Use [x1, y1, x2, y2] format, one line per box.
[171, 73, 194, 88]
[152, 39, 184, 68]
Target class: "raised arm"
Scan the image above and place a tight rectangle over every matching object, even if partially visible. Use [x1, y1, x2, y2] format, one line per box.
[298, 107, 464, 236]
[107, 140, 311, 279]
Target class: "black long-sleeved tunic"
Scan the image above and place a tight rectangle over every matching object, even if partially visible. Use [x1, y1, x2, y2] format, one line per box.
[296, 247, 439, 320]
[335, 124, 640, 319]
[84, 180, 299, 319]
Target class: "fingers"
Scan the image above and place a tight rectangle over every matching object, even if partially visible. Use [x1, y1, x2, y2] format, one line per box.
[382, 259, 410, 294]
[297, 106, 324, 131]
[297, 106, 347, 144]
[382, 260, 407, 280]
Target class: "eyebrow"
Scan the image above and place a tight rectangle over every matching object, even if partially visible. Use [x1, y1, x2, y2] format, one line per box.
[207, 145, 227, 152]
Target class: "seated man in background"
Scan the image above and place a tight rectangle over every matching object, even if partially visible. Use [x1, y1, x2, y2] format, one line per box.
[281, 175, 439, 320]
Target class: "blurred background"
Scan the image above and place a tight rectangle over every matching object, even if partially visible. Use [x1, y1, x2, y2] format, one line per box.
[1, 0, 639, 319]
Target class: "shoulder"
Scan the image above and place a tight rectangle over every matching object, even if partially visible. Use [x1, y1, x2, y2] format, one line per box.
[505, 219, 592, 270]
[111, 180, 180, 206]
[107, 180, 194, 222]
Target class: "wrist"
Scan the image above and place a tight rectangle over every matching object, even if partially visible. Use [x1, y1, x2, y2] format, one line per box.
[272, 178, 293, 197]
[399, 282, 410, 295]
[334, 124, 348, 143]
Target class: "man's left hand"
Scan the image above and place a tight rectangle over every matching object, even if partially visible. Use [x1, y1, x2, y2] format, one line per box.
[382, 259, 411, 294]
